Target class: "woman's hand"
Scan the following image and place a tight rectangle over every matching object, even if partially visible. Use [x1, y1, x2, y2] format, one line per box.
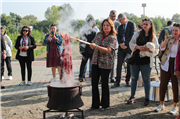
[3, 53, 6, 59]
[24, 46, 29, 50]
[144, 46, 150, 51]
[19, 46, 23, 50]
[48, 34, 53, 40]
[138, 46, 148, 51]
[90, 43, 97, 49]
[165, 34, 170, 41]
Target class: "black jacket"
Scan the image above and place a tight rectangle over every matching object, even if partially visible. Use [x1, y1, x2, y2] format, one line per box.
[15, 35, 36, 61]
[158, 25, 173, 44]
[1, 33, 6, 56]
[79, 29, 96, 55]
[117, 21, 136, 54]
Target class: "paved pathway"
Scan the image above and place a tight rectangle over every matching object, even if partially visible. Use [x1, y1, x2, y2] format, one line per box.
[0, 58, 178, 119]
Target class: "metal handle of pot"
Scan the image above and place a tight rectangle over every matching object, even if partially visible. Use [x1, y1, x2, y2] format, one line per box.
[79, 85, 82, 96]
[47, 85, 51, 98]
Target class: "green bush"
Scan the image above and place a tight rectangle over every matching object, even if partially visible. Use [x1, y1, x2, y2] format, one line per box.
[34, 46, 46, 57]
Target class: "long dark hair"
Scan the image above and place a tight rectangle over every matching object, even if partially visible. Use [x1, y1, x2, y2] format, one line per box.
[20, 25, 31, 36]
[138, 18, 155, 43]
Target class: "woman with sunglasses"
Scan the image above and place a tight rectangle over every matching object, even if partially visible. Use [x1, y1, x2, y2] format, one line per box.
[154, 23, 180, 115]
[128, 18, 159, 106]
[44, 24, 63, 82]
[15, 25, 36, 86]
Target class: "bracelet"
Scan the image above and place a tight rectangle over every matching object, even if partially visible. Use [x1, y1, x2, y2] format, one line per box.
[95, 45, 98, 49]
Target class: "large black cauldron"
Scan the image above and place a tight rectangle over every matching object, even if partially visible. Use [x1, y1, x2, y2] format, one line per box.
[47, 82, 84, 111]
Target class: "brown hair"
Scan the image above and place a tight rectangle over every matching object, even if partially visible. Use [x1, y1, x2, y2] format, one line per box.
[100, 19, 117, 37]
[20, 25, 31, 36]
[1, 27, 6, 36]
[138, 18, 156, 43]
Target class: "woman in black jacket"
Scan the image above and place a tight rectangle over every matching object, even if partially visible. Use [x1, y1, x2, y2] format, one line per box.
[15, 25, 36, 86]
[1, 33, 6, 89]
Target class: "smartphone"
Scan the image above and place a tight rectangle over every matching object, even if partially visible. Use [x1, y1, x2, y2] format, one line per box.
[51, 31, 54, 36]
[165, 29, 169, 36]
[165, 29, 170, 39]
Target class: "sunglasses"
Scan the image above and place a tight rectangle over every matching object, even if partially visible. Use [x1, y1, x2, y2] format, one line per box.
[23, 30, 29, 32]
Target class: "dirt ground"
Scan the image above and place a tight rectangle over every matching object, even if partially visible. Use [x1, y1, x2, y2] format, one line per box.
[1, 79, 178, 119]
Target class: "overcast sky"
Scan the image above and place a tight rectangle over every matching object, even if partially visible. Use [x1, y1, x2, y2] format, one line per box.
[1, 0, 180, 21]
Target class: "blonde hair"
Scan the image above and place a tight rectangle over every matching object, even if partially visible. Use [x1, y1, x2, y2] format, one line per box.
[100, 19, 117, 37]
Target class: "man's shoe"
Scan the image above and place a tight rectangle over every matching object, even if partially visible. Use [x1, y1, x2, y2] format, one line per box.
[78, 77, 83, 82]
[1, 86, 5, 89]
[175, 116, 180, 119]
[127, 97, 136, 104]
[111, 83, 120, 88]
[169, 106, 178, 115]
[126, 82, 130, 86]
[154, 104, 165, 112]
[8, 76, 13, 80]
[144, 98, 150, 106]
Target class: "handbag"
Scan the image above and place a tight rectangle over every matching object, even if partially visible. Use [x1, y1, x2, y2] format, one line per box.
[158, 50, 165, 62]
[127, 52, 136, 65]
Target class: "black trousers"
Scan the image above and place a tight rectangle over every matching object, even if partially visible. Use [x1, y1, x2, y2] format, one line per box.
[18, 56, 32, 81]
[79, 54, 92, 78]
[115, 50, 131, 84]
[1, 57, 12, 76]
[0, 63, 2, 82]
[91, 64, 111, 108]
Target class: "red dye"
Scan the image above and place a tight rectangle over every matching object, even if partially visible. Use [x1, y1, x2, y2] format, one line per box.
[60, 34, 73, 81]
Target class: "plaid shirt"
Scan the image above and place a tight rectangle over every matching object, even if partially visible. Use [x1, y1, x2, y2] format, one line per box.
[92, 32, 117, 69]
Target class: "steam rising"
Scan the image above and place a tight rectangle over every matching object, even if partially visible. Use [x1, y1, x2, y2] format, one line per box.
[52, 7, 94, 87]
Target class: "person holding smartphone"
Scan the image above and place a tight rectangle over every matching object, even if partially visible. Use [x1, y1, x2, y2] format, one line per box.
[44, 24, 63, 82]
[155, 23, 180, 115]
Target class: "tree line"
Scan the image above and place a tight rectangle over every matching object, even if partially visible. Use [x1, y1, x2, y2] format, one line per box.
[1, 3, 180, 35]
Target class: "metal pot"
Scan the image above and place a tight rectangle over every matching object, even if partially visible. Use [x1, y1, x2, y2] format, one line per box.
[47, 82, 84, 111]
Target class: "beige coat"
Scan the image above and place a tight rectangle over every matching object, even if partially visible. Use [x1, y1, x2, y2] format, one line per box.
[161, 36, 180, 66]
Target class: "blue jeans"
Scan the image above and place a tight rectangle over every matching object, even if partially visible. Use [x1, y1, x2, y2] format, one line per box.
[130, 63, 152, 99]
[83, 58, 92, 76]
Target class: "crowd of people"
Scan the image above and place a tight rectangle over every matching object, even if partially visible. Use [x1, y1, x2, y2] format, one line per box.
[1, 10, 180, 119]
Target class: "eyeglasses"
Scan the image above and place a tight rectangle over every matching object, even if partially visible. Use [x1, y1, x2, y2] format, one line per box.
[23, 30, 29, 32]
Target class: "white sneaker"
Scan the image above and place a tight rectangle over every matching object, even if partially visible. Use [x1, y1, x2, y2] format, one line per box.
[169, 106, 178, 115]
[2, 76, 4, 79]
[49, 78, 56, 83]
[8, 76, 13, 80]
[27, 81, 32, 86]
[155, 104, 165, 112]
[19, 81, 25, 86]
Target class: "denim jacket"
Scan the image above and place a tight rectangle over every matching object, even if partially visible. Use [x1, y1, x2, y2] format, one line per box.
[44, 34, 63, 54]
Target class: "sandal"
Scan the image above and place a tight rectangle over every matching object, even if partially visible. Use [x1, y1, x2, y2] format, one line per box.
[100, 108, 107, 111]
